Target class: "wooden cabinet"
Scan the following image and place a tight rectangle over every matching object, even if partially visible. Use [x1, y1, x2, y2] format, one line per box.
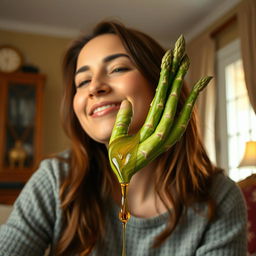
[0, 72, 45, 204]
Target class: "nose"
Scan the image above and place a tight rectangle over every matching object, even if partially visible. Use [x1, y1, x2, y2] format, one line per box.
[88, 75, 111, 98]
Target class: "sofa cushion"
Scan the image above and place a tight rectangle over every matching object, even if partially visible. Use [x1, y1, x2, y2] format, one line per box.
[0, 204, 13, 224]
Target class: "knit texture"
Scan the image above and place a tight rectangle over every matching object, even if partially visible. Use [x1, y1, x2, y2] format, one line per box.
[0, 153, 247, 256]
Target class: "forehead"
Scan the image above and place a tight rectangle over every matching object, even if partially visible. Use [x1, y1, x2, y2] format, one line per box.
[77, 34, 127, 66]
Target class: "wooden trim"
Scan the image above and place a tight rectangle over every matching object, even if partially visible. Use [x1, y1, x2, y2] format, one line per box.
[0, 189, 21, 205]
[0, 168, 35, 182]
[0, 81, 7, 169]
[0, 71, 46, 81]
[210, 14, 237, 38]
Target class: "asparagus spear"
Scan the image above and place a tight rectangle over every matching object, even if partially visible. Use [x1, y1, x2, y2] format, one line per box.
[138, 49, 172, 142]
[135, 76, 212, 170]
[163, 76, 212, 150]
[139, 35, 185, 142]
[108, 35, 212, 184]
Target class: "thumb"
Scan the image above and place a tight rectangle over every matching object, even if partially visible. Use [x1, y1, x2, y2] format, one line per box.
[109, 99, 133, 145]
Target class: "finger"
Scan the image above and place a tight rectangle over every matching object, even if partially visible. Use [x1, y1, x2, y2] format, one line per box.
[139, 35, 186, 142]
[163, 76, 213, 151]
[172, 35, 186, 74]
[139, 49, 172, 142]
[109, 100, 133, 145]
[152, 55, 190, 140]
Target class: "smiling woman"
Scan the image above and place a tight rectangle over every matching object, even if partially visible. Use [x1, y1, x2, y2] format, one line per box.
[0, 20, 247, 256]
[73, 34, 154, 144]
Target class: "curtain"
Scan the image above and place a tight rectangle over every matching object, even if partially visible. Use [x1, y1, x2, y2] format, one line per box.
[237, 0, 256, 113]
[186, 33, 216, 163]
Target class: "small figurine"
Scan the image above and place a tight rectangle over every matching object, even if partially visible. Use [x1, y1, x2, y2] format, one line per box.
[8, 140, 27, 168]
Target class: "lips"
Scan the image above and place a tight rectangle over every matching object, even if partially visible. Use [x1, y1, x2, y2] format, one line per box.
[89, 101, 121, 117]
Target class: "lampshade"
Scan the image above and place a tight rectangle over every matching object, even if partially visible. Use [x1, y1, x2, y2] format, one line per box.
[238, 141, 256, 167]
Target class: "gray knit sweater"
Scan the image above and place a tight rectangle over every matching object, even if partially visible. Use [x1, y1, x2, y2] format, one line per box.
[0, 154, 247, 256]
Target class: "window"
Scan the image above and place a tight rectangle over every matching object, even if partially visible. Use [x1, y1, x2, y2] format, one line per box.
[217, 39, 256, 182]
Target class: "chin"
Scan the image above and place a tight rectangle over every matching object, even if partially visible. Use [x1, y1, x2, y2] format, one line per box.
[89, 130, 112, 145]
[94, 137, 110, 145]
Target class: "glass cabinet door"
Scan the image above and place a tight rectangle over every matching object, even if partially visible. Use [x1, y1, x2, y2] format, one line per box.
[5, 83, 36, 169]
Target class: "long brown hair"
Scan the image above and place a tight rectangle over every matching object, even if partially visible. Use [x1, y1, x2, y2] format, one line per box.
[56, 20, 221, 255]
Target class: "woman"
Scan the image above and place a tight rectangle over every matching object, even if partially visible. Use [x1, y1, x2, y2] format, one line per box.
[0, 21, 247, 255]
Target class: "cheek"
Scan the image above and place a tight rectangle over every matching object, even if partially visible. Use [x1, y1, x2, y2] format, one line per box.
[124, 78, 155, 133]
[132, 95, 153, 127]
[118, 73, 154, 97]
[73, 93, 86, 116]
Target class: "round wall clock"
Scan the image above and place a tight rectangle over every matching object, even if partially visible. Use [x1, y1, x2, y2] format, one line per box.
[0, 45, 23, 73]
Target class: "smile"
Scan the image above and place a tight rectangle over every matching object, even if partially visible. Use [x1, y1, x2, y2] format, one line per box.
[93, 103, 118, 114]
[90, 102, 121, 117]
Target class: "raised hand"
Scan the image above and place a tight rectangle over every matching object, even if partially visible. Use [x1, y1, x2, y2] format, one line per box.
[108, 35, 212, 184]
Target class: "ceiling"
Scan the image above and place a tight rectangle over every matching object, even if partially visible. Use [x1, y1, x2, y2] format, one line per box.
[0, 0, 240, 47]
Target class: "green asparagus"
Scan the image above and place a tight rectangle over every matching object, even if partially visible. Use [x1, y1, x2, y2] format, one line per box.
[108, 35, 212, 184]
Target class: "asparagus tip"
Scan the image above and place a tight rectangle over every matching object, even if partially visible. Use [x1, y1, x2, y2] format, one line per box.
[177, 34, 185, 42]
[180, 54, 190, 71]
[161, 49, 172, 69]
[173, 34, 186, 59]
[193, 76, 213, 92]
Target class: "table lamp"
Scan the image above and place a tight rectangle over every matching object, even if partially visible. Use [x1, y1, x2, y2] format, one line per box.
[238, 141, 256, 168]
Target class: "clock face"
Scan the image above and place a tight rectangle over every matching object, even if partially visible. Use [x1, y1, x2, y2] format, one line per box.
[0, 46, 23, 73]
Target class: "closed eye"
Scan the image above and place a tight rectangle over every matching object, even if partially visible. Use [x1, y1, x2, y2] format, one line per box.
[76, 79, 91, 88]
[111, 67, 130, 73]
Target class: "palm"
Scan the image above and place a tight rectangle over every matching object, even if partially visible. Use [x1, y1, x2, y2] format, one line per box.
[108, 35, 212, 183]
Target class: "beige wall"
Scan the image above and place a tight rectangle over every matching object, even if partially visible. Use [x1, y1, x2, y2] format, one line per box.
[0, 29, 73, 156]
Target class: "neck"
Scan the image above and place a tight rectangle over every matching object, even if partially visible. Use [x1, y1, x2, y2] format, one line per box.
[128, 159, 159, 201]
[112, 158, 169, 218]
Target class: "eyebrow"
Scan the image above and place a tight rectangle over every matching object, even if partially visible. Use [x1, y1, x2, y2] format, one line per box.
[75, 53, 130, 76]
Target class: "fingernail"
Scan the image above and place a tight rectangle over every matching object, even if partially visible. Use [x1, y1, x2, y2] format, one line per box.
[120, 99, 131, 109]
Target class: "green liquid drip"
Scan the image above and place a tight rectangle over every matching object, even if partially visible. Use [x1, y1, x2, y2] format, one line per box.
[109, 134, 140, 183]
[109, 134, 140, 255]
[119, 183, 130, 256]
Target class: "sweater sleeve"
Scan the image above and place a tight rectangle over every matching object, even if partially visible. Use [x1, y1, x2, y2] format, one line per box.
[196, 175, 247, 256]
[0, 157, 65, 256]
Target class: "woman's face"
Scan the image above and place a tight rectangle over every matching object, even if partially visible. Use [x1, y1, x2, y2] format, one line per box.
[73, 34, 155, 144]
